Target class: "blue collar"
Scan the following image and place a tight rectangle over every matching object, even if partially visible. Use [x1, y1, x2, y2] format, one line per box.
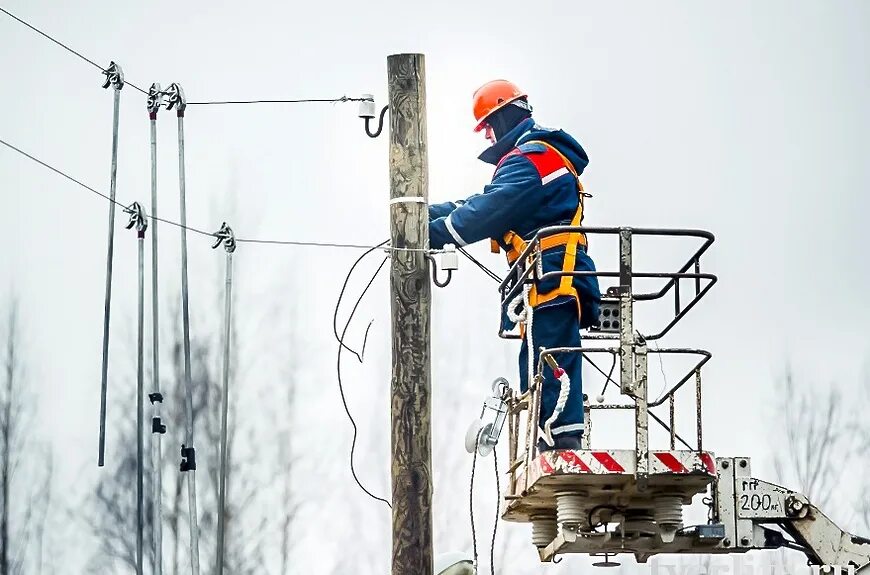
[477, 118, 536, 165]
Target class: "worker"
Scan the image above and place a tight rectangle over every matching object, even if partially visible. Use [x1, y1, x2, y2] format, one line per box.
[429, 80, 601, 452]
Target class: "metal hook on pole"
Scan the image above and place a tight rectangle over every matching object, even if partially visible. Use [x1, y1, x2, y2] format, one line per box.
[146, 81, 165, 575]
[212, 222, 235, 575]
[425, 244, 458, 288]
[125, 201, 147, 575]
[169, 81, 201, 575]
[358, 95, 389, 138]
[98, 60, 125, 468]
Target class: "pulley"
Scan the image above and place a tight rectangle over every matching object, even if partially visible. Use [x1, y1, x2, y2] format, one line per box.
[465, 377, 510, 457]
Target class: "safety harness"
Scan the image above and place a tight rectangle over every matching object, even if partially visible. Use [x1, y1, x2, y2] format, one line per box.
[490, 140, 589, 312]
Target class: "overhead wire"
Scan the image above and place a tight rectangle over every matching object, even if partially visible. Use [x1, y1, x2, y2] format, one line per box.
[0, 8, 374, 105]
[0, 136, 435, 254]
[458, 247, 502, 283]
[186, 96, 372, 106]
[0, 6, 148, 95]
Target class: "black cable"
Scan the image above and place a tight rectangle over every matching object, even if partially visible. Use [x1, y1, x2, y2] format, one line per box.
[0, 7, 148, 95]
[335, 254, 392, 509]
[0, 136, 432, 253]
[458, 247, 502, 283]
[470, 435, 480, 570]
[490, 449, 499, 575]
[333, 240, 389, 361]
[584, 351, 618, 394]
[365, 106, 389, 138]
[0, 138, 124, 207]
[187, 96, 370, 106]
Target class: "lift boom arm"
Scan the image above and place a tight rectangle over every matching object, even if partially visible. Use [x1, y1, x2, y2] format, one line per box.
[716, 457, 870, 572]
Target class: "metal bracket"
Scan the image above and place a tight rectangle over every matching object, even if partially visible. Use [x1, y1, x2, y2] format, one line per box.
[211, 222, 236, 253]
[152, 417, 167, 434]
[147, 83, 163, 117]
[425, 252, 453, 288]
[361, 95, 389, 138]
[102, 61, 124, 90]
[125, 202, 148, 234]
[163, 83, 186, 114]
[180, 444, 196, 471]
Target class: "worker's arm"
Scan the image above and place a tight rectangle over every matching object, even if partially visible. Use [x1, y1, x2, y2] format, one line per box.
[429, 201, 460, 221]
[429, 154, 540, 249]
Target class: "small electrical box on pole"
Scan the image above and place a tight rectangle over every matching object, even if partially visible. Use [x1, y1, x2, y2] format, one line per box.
[387, 52, 433, 575]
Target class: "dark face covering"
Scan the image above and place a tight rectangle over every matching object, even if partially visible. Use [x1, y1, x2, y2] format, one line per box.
[488, 100, 532, 142]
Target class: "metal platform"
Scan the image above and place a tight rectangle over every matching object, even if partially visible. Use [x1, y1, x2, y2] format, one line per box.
[503, 449, 717, 524]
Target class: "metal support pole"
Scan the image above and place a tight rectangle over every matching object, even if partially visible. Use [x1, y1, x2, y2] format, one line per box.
[98, 61, 124, 467]
[634, 344, 649, 482]
[582, 396, 591, 449]
[618, 228, 634, 396]
[147, 83, 164, 575]
[213, 223, 236, 575]
[166, 82, 201, 575]
[695, 369, 703, 451]
[387, 53, 433, 575]
[126, 202, 148, 575]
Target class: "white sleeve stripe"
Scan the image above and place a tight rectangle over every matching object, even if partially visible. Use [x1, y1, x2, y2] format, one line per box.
[541, 166, 570, 185]
[443, 214, 468, 246]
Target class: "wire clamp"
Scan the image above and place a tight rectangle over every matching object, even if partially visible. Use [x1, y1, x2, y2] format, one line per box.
[148, 392, 164, 404]
[125, 202, 148, 234]
[211, 222, 236, 253]
[147, 83, 163, 117]
[152, 417, 167, 434]
[180, 444, 196, 471]
[101, 61, 124, 90]
[164, 83, 186, 114]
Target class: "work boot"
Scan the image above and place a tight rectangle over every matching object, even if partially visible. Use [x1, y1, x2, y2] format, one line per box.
[538, 433, 583, 453]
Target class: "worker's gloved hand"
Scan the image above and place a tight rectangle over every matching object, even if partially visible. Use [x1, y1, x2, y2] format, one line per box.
[429, 200, 465, 221]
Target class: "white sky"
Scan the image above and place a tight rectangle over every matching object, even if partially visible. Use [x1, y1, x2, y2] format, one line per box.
[1, 0, 869, 573]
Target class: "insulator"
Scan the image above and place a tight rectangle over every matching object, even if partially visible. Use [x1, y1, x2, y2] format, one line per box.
[531, 513, 558, 547]
[654, 495, 683, 527]
[654, 494, 684, 542]
[556, 492, 586, 528]
[358, 95, 376, 119]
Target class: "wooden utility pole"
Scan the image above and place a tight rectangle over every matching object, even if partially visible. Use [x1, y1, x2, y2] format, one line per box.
[387, 53, 433, 575]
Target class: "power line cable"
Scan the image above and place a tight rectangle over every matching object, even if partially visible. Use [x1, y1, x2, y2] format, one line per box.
[0, 6, 148, 95]
[0, 8, 375, 106]
[0, 136, 435, 254]
[0, 137, 123, 207]
[186, 96, 372, 106]
[458, 247, 502, 283]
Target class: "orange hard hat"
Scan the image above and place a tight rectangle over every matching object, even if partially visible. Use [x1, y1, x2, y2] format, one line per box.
[472, 80, 527, 132]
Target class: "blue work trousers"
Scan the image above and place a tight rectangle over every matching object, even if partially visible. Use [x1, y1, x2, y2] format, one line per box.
[518, 302, 584, 438]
